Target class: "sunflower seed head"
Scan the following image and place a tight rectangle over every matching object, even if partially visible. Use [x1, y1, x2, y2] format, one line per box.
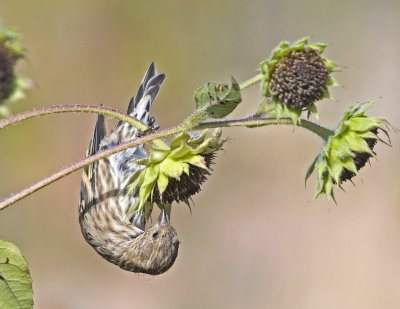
[305, 102, 392, 200]
[269, 49, 329, 109]
[0, 45, 15, 102]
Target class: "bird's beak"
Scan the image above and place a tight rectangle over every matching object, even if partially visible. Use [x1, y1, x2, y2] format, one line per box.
[158, 208, 169, 225]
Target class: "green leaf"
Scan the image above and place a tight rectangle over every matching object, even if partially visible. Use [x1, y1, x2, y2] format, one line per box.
[149, 147, 170, 163]
[291, 36, 309, 49]
[308, 103, 319, 120]
[142, 165, 160, 187]
[183, 155, 207, 169]
[326, 76, 339, 87]
[169, 143, 191, 159]
[324, 59, 338, 72]
[160, 157, 184, 179]
[264, 98, 302, 124]
[305, 154, 320, 185]
[308, 42, 328, 53]
[170, 133, 191, 149]
[157, 172, 169, 195]
[347, 117, 378, 132]
[194, 76, 242, 118]
[0, 240, 33, 309]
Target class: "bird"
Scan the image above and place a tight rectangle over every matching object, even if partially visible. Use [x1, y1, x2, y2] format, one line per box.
[78, 63, 180, 275]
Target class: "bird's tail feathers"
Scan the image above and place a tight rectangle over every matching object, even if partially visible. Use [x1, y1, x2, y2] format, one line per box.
[127, 62, 165, 125]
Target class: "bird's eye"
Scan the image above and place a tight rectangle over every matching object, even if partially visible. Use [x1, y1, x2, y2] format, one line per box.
[152, 231, 159, 239]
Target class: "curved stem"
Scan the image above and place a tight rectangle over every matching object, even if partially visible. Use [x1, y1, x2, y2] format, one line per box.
[0, 126, 178, 211]
[0, 115, 333, 211]
[196, 117, 334, 141]
[299, 119, 334, 141]
[0, 104, 148, 131]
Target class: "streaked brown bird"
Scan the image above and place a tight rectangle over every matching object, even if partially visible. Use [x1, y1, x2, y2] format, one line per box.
[79, 63, 179, 275]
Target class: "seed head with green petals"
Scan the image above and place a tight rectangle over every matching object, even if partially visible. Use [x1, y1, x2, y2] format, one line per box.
[128, 129, 224, 217]
[305, 102, 392, 200]
[258, 37, 338, 123]
[0, 25, 31, 116]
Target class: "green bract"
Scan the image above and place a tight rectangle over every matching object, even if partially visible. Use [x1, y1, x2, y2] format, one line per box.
[258, 37, 338, 124]
[305, 102, 391, 200]
[128, 129, 224, 217]
[0, 25, 31, 117]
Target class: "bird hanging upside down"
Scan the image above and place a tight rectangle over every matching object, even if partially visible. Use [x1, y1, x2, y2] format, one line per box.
[78, 63, 179, 275]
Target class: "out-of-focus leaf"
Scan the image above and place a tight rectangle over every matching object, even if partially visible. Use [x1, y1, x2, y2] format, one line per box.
[0, 240, 33, 309]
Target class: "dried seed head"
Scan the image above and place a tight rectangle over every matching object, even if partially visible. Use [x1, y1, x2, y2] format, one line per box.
[259, 37, 338, 123]
[128, 130, 223, 215]
[339, 128, 378, 183]
[0, 45, 15, 102]
[269, 49, 329, 109]
[305, 102, 392, 199]
[153, 153, 215, 204]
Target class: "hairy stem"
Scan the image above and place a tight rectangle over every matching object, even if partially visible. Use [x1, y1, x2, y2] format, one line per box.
[239, 74, 263, 90]
[299, 119, 334, 141]
[0, 126, 178, 211]
[0, 104, 148, 131]
[0, 114, 332, 211]
[197, 116, 334, 141]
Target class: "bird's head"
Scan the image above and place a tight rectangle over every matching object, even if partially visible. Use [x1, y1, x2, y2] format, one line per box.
[120, 209, 180, 275]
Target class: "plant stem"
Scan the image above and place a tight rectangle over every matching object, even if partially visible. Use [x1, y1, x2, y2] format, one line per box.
[299, 119, 334, 141]
[0, 114, 333, 211]
[0, 104, 148, 131]
[196, 116, 334, 141]
[239, 74, 263, 90]
[0, 125, 179, 211]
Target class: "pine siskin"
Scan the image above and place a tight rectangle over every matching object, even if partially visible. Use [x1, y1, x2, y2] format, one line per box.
[79, 63, 179, 275]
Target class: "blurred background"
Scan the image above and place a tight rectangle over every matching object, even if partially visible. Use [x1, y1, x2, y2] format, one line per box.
[0, 0, 399, 308]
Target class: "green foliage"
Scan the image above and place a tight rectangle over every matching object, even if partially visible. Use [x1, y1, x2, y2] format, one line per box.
[128, 130, 224, 215]
[194, 76, 242, 119]
[0, 240, 33, 309]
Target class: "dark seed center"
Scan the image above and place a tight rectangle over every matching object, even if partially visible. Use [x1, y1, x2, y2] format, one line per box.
[269, 49, 329, 109]
[152, 153, 216, 204]
[0, 45, 15, 102]
[339, 128, 378, 183]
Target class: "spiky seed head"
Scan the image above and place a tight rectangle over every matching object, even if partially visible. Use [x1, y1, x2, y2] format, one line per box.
[152, 152, 215, 204]
[128, 129, 224, 216]
[305, 102, 392, 199]
[258, 37, 338, 123]
[269, 49, 329, 109]
[338, 127, 378, 183]
[0, 45, 15, 101]
[0, 25, 31, 116]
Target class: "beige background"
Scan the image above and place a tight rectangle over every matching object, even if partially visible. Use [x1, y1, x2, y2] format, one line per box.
[0, 1, 399, 308]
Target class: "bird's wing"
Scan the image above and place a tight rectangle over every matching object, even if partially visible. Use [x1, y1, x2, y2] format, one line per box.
[101, 62, 165, 186]
[79, 115, 107, 215]
[80, 63, 165, 219]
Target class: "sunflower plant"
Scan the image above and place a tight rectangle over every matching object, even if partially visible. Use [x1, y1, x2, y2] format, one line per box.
[0, 30, 395, 302]
[0, 24, 31, 117]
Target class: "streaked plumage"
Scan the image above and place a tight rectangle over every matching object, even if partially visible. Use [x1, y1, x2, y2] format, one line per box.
[79, 63, 179, 275]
